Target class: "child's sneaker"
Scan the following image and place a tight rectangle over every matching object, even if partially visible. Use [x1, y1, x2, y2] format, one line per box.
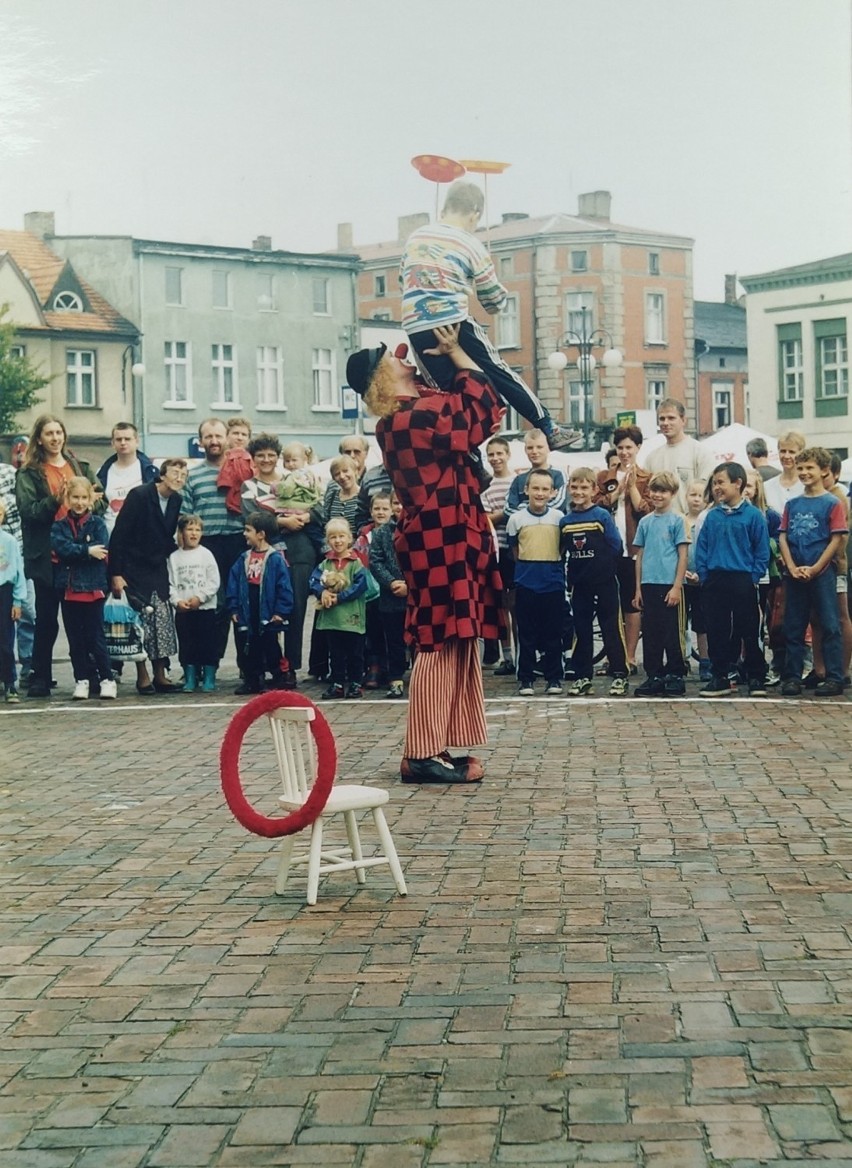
[518, 681, 535, 696]
[545, 681, 563, 695]
[4, 686, 19, 704]
[72, 679, 90, 701]
[634, 675, 664, 697]
[321, 683, 345, 699]
[346, 683, 363, 699]
[664, 675, 685, 697]
[99, 678, 118, 700]
[542, 418, 584, 451]
[781, 678, 802, 696]
[609, 676, 630, 697]
[493, 659, 515, 676]
[700, 677, 732, 697]
[567, 677, 593, 696]
[386, 681, 405, 699]
[748, 678, 768, 698]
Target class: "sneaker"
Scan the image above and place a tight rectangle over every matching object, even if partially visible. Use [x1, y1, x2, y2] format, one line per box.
[545, 681, 563, 695]
[567, 677, 593, 696]
[26, 679, 50, 699]
[543, 419, 584, 451]
[386, 681, 405, 699]
[493, 659, 516, 676]
[346, 683, 363, 699]
[814, 679, 844, 697]
[765, 669, 781, 688]
[634, 675, 664, 697]
[518, 682, 535, 696]
[4, 687, 19, 704]
[99, 678, 118, 700]
[781, 679, 802, 696]
[234, 680, 263, 695]
[609, 676, 630, 697]
[321, 683, 345, 700]
[664, 675, 685, 697]
[700, 677, 732, 697]
[748, 678, 768, 698]
[72, 679, 90, 701]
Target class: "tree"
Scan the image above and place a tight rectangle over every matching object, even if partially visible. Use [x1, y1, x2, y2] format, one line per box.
[0, 303, 51, 434]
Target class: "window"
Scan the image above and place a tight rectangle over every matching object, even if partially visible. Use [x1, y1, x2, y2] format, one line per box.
[257, 274, 276, 311]
[372, 310, 392, 321]
[312, 277, 330, 315]
[712, 382, 733, 428]
[212, 270, 231, 309]
[257, 345, 284, 408]
[566, 379, 592, 425]
[817, 330, 849, 398]
[777, 324, 804, 401]
[164, 341, 191, 404]
[570, 250, 588, 273]
[53, 291, 83, 312]
[497, 294, 520, 348]
[212, 344, 237, 405]
[648, 252, 660, 276]
[9, 344, 25, 359]
[165, 267, 183, 306]
[646, 378, 667, 412]
[374, 274, 386, 298]
[499, 255, 514, 278]
[501, 402, 520, 431]
[66, 349, 96, 406]
[312, 348, 338, 409]
[719, 357, 726, 369]
[565, 291, 594, 337]
[645, 292, 666, 344]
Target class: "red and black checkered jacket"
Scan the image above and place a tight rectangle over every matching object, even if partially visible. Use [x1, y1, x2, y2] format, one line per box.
[376, 370, 505, 651]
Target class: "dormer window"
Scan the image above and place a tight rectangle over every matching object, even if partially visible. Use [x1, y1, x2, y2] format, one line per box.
[53, 291, 83, 312]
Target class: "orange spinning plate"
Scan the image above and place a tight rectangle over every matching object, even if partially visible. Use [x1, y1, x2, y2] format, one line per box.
[411, 154, 465, 183]
[459, 159, 511, 175]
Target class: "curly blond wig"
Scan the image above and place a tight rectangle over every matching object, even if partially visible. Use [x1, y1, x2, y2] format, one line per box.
[363, 358, 402, 420]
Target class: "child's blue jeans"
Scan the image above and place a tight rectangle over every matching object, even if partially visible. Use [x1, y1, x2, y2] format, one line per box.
[783, 568, 842, 683]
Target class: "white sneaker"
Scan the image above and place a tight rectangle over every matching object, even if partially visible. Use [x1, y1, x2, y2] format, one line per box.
[99, 679, 117, 700]
[72, 679, 90, 701]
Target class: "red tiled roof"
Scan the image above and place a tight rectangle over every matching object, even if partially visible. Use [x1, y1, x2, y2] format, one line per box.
[0, 230, 137, 336]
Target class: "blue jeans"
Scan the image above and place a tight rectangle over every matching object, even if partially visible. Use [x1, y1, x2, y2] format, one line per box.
[783, 569, 842, 683]
[15, 578, 36, 666]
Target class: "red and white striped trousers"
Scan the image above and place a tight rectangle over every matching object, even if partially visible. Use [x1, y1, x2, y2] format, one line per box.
[403, 637, 487, 760]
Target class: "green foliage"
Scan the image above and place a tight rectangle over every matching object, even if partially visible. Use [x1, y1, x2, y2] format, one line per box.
[0, 304, 51, 434]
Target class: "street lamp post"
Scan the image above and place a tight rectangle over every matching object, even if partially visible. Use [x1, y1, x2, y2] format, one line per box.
[547, 308, 623, 450]
[121, 343, 146, 433]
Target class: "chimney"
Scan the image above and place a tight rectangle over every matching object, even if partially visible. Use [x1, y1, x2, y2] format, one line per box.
[724, 274, 738, 305]
[24, 211, 56, 238]
[577, 191, 612, 221]
[252, 235, 272, 251]
[398, 212, 429, 242]
[337, 222, 354, 251]
[501, 212, 529, 224]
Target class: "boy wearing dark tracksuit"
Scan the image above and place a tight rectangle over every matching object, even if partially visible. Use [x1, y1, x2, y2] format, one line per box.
[695, 461, 770, 698]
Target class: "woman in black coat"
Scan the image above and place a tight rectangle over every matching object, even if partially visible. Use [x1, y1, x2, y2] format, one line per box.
[110, 458, 187, 694]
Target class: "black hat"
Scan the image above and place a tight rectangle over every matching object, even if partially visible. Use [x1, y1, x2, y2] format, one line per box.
[346, 344, 387, 397]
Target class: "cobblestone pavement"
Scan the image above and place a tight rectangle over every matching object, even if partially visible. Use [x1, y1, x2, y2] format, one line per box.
[1, 659, 851, 1167]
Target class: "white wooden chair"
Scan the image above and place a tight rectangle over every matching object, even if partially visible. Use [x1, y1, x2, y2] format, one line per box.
[267, 705, 407, 905]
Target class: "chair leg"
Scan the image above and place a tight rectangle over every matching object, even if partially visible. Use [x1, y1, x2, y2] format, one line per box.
[306, 817, 324, 905]
[372, 807, 407, 896]
[344, 810, 367, 885]
[275, 835, 295, 896]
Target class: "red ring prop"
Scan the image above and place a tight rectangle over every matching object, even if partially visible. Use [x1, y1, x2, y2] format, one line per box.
[219, 690, 337, 838]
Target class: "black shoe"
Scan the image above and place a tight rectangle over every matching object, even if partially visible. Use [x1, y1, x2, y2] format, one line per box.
[493, 660, 515, 676]
[27, 679, 50, 698]
[635, 675, 665, 697]
[700, 677, 732, 697]
[346, 683, 363, 699]
[802, 671, 822, 690]
[321, 684, 345, 699]
[748, 678, 768, 697]
[781, 679, 802, 696]
[234, 680, 263, 695]
[814, 679, 843, 697]
[664, 675, 686, 697]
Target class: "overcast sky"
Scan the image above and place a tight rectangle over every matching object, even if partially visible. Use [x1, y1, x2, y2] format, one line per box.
[1, 0, 850, 300]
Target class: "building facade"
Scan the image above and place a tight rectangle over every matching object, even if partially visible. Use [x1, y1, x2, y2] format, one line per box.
[0, 221, 138, 463]
[741, 254, 852, 456]
[694, 277, 748, 435]
[44, 217, 360, 458]
[346, 191, 696, 437]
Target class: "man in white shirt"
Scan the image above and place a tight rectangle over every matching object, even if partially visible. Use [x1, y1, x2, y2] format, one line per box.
[644, 399, 715, 514]
[96, 422, 158, 537]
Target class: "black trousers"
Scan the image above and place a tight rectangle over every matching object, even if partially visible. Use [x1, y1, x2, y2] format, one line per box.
[640, 584, 686, 677]
[31, 581, 63, 686]
[61, 597, 111, 684]
[703, 571, 766, 681]
[327, 629, 364, 687]
[244, 586, 284, 684]
[0, 582, 14, 687]
[202, 533, 248, 667]
[570, 577, 627, 680]
[515, 586, 564, 684]
[380, 608, 408, 681]
[174, 608, 218, 668]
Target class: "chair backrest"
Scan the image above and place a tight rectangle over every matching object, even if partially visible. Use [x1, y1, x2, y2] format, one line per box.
[267, 706, 318, 804]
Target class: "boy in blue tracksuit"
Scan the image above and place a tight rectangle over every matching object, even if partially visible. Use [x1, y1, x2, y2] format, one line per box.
[695, 461, 769, 698]
[226, 510, 293, 695]
[559, 467, 629, 697]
